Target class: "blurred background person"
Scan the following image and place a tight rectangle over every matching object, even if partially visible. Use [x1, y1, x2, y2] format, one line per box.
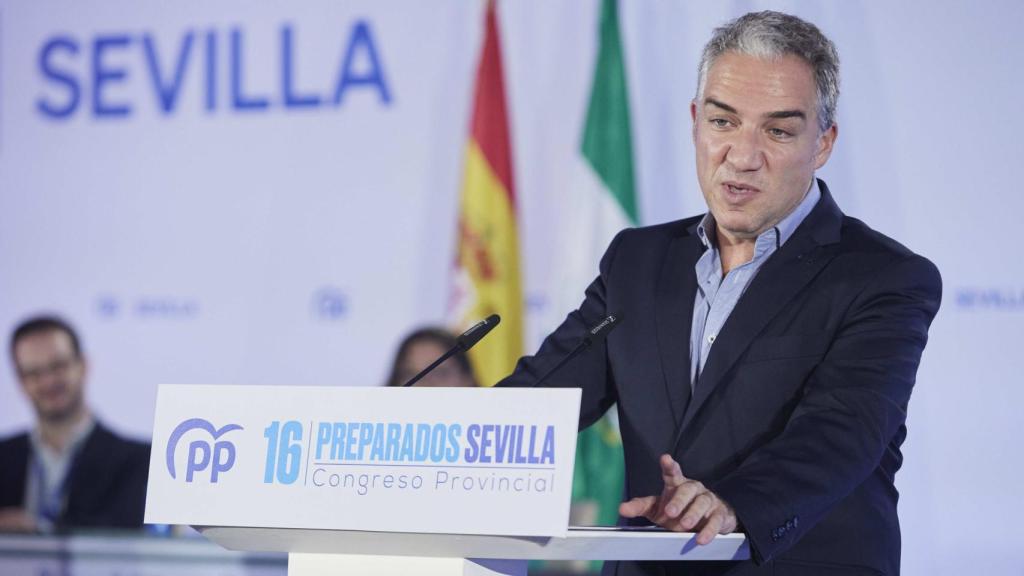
[0, 316, 150, 532]
[385, 327, 479, 388]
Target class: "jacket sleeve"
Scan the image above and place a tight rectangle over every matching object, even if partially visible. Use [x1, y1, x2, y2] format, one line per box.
[710, 254, 942, 563]
[496, 230, 627, 430]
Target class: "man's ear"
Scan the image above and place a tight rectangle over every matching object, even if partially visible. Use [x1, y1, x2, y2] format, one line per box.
[815, 123, 838, 169]
[690, 100, 698, 142]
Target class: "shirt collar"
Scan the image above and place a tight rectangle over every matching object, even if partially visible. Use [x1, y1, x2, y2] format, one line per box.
[697, 178, 821, 250]
[30, 413, 95, 461]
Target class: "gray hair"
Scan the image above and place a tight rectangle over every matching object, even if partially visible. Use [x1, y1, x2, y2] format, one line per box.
[696, 11, 840, 133]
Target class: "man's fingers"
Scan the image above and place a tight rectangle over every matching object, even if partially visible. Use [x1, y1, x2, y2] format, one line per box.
[693, 503, 738, 544]
[619, 496, 658, 519]
[659, 454, 686, 486]
[677, 491, 714, 530]
[695, 510, 725, 545]
[625, 457, 738, 537]
[662, 480, 704, 519]
[628, 457, 739, 537]
[0, 508, 36, 533]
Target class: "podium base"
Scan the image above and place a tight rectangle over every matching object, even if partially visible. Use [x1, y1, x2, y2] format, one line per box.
[289, 553, 526, 576]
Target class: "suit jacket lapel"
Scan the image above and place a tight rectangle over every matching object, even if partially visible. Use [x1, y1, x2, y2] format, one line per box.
[654, 230, 704, 430]
[65, 422, 107, 515]
[677, 181, 844, 437]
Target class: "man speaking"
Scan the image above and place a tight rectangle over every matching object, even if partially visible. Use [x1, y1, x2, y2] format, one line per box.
[499, 11, 941, 576]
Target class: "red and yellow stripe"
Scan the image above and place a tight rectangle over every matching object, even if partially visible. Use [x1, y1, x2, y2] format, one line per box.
[453, 1, 523, 386]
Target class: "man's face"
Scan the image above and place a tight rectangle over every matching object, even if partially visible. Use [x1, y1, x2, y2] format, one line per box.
[691, 51, 837, 243]
[13, 330, 87, 423]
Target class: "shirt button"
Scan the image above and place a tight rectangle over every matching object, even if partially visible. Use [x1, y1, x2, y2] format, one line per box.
[707, 335, 716, 344]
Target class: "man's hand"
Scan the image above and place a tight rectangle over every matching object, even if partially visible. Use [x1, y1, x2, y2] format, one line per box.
[0, 507, 37, 533]
[619, 454, 738, 545]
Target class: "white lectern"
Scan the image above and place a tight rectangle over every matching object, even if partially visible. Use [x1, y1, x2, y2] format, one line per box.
[197, 525, 749, 575]
[146, 385, 749, 575]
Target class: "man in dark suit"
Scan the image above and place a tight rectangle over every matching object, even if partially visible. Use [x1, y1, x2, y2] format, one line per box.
[0, 316, 150, 532]
[499, 11, 940, 576]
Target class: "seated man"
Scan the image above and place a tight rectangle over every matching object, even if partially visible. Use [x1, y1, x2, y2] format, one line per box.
[0, 315, 150, 532]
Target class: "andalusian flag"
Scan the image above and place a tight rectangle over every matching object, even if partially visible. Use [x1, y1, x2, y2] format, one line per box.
[570, 0, 634, 529]
[581, 0, 637, 228]
[450, 1, 523, 387]
[547, 0, 638, 328]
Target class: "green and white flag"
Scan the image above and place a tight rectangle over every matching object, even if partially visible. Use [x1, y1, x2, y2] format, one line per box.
[551, 2, 638, 320]
[581, 0, 638, 231]
[566, 0, 635, 530]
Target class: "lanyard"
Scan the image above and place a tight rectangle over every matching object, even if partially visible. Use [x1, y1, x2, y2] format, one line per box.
[31, 446, 81, 527]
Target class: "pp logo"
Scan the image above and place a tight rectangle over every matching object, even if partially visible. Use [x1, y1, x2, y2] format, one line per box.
[166, 418, 243, 483]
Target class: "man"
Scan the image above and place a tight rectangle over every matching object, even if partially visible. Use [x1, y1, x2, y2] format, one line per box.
[0, 316, 150, 532]
[499, 11, 940, 576]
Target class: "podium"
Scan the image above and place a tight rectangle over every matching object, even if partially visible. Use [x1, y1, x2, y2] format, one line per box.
[196, 525, 749, 575]
[146, 385, 749, 575]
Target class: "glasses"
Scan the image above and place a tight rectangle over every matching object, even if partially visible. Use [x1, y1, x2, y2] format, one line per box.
[17, 356, 80, 382]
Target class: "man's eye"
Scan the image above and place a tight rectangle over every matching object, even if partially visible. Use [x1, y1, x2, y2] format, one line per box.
[768, 128, 792, 138]
[710, 118, 731, 128]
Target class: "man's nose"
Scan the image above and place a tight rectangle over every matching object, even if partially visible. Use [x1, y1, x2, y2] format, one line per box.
[725, 129, 764, 171]
[38, 369, 62, 388]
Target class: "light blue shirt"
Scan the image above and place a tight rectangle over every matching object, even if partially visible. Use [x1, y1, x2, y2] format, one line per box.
[689, 179, 821, 387]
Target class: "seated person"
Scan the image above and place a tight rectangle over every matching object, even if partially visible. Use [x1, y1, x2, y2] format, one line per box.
[385, 327, 478, 388]
[0, 315, 151, 532]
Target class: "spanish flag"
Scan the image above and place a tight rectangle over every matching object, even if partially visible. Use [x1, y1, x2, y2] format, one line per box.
[450, 1, 523, 387]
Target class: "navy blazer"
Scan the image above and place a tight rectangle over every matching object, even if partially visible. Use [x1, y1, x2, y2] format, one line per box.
[0, 421, 151, 531]
[499, 181, 941, 576]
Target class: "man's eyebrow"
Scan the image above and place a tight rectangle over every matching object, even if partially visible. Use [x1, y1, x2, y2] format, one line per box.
[704, 98, 737, 114]
[704, 98, 806, 121]
[765, 110, 806, 120]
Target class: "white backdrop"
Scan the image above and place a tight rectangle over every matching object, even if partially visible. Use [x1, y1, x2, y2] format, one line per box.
[2, 1, 1022, 574]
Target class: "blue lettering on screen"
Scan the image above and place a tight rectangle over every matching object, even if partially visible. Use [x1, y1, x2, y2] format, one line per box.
[37, 36, 80, 118]
[93, 35, 132, 117]
[332, 21, 391, 105]
[143, 32, 194, 113]
[205, 31, 216, 111]
[231, 28, 269, 111]
[35, 21, 391, 119]
[956, 287, 1024, 310]
[282, 26, 320, 109]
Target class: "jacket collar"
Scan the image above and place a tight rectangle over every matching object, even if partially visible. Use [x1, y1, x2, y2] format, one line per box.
[664, 179, 844, 450]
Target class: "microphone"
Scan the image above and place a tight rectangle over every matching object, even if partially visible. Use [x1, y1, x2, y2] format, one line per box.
[531, 312, 623, 388]
[456, 313, 501, 351]
[401, 314, 501, 387]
